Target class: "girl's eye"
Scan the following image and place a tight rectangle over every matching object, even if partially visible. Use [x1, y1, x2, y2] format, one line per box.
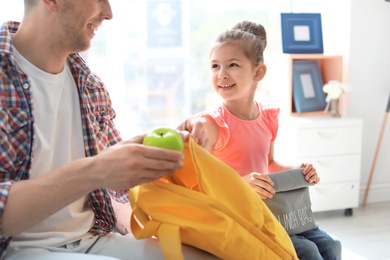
[211, 64, 220, 69]
[230, 63, 239, 67]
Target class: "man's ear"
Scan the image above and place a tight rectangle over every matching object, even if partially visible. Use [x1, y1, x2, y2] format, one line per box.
[254, 63, 267, 82]
[42, 0, 59, 12]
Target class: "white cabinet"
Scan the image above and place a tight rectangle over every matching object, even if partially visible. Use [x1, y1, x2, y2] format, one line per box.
[274, 116, 363, 214]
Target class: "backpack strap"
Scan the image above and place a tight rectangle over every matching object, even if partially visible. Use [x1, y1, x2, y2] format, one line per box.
[158, 223, 183, 260]
[130, 186, 185, 260]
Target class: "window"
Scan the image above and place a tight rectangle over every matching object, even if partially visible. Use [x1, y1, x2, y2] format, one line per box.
[1, 0, 351, 139]
[0, 1, 23, 22]
[89, 0, 288, 138]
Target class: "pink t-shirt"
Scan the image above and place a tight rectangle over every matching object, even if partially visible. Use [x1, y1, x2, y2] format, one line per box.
[203, 103, 279, 177]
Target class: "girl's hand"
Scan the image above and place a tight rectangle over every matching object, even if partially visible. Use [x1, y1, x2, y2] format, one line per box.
[177, 115, 209, 148]
[243, 172, 275, 200]
[301, 162, 320, 184]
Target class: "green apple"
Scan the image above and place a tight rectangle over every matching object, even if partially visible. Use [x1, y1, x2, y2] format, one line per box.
[143, 127, 184, 152]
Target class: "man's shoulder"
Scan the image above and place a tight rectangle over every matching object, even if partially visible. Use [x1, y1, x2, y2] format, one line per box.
[67, 53, 105, 86]
[0, 21, 19, 56]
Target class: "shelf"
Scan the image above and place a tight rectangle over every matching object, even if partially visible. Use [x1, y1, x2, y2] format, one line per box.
[288, 54, 343, 116]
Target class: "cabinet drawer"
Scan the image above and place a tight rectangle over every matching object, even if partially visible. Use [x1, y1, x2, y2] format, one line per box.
[309, 182, 359, 212]
[299, 154, 361, 184]
[296, 126, 362, 157]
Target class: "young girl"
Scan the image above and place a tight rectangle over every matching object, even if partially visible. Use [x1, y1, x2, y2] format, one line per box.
[200, 21, 342, 260]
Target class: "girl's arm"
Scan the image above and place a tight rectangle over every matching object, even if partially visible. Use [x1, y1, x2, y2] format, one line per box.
[199, 115, 219, 153]
[268, 142, 320, 184]
[267, 142, 295, 173]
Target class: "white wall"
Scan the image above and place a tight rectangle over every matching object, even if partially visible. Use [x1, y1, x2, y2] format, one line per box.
[349, 0, 390, 204]
[267, 0, 390, 205]
[263, 0, 352, 110]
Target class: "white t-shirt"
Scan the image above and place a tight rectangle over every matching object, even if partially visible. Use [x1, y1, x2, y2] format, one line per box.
[10, 49, 95, 248]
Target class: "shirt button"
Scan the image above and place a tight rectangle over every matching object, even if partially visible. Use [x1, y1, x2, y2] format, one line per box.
[22, 83, 29, 89]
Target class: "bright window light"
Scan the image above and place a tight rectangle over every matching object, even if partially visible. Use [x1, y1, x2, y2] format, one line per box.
[1, 0, 351, 139]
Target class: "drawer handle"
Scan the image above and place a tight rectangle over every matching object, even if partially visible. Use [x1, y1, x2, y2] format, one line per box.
[316, 131, 339, 139]
[313, 186, 337, 194]
[312, 184, 356, 195]
[316, 158, 342, 168]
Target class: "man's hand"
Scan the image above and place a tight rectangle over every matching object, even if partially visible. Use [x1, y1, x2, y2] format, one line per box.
[96, 136, 184, 190]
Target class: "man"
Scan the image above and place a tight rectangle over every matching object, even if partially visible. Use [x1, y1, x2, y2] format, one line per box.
[0, 0, 215, 259]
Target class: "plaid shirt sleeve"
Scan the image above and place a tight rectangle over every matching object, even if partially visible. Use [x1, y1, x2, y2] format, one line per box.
[1, 22, 34, 252]
[68, 53, 127, 235]
[108, 189, 129, 204]
[0, 182, 13, 253]
[0, 182, 12, 221]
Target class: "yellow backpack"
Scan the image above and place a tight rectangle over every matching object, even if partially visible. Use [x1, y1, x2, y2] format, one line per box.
[129, 137, 297, 260]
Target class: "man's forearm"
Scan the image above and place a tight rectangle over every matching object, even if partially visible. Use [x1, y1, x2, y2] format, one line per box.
[1, 157, 99, 237]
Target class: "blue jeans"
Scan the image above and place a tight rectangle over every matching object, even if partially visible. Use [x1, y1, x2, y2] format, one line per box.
[290, 227, 342, 260]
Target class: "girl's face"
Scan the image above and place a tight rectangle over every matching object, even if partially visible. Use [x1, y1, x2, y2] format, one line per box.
[209, 42, 265, 103]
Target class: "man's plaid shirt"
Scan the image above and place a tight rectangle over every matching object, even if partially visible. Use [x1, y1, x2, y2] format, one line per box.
[0, 21, 125, 257]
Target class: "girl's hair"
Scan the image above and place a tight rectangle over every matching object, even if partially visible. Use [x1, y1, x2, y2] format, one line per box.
[214, 21, 267, 65]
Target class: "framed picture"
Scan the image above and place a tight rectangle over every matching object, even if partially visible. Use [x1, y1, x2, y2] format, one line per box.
[292, 60, 327, 113]
[281, 13, 324, 54]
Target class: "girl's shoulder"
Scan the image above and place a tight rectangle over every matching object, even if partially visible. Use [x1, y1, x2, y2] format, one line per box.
[200, 105, 228, 128]
[257, 102, 280, 142]
[258, 102, 280, 115]
[257, 102, 280, 121]
[200, 105, 230, 151]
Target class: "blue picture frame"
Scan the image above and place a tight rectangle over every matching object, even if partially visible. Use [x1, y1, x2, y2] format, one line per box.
[292, 60, 327, 113]
[281, 13, 324, 54]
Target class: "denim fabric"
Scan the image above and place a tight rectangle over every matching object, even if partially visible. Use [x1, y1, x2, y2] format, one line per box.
[290, 227, 342, 260]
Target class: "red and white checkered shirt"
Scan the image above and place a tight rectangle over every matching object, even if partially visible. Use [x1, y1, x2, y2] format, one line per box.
[0, 21, 126, 257]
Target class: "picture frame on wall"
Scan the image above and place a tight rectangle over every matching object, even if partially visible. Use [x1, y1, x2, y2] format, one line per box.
[292, 60, 327, 113]
[281, 13, 324, 54]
